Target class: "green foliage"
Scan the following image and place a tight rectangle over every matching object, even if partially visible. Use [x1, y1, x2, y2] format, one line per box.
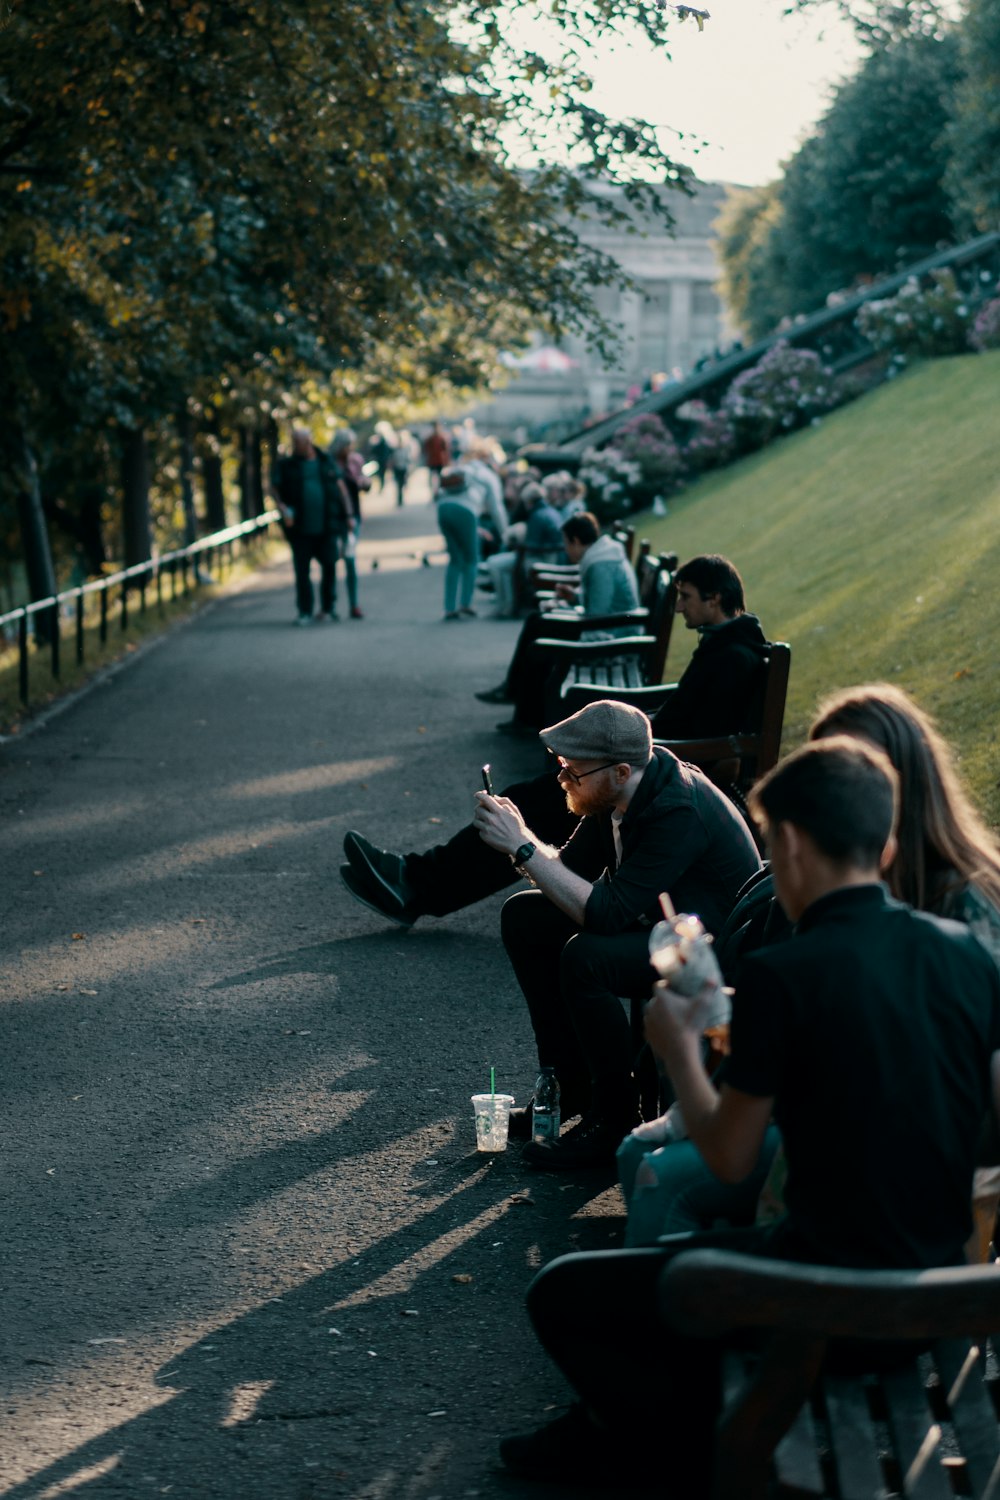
[616, 414, 686, 500]
[0, 0, 694, 580]
[855, 268, 974, 358]
[717, 31, 960, 338]
[944, 0, 1000, 233]
[970, 294, 1000, 350]
[636, 351, 1000, 825]
[721, 342, 835, 446]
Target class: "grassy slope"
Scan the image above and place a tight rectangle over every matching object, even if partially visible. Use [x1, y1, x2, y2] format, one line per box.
[638, 351, 1000, 826]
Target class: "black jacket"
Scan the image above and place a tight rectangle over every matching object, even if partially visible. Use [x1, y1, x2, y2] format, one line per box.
[651, 613, 769, 738]
[273, 452, 348, 536]
[561, 747, 762, 937]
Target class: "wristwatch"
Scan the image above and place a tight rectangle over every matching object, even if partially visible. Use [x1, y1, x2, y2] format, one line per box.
[512, 841, 537, 873]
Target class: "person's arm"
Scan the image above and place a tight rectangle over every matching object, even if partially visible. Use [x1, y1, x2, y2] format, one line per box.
[472, 792, 593, 925]
[644, 980, 774, 1182]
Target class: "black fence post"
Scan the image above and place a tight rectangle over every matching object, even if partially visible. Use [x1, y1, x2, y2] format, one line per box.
[18, 613, 28, 706]
[100, 585, 109, 644]
[121, 578, 129, 632]
[76, 592, 84, 665]
[156, 564, 163, 616]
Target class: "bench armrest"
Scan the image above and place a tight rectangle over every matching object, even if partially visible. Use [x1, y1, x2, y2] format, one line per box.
[660, 1249, 1000, 1341]
[538, 607, 650, 632]
[533, 634, 656, 664]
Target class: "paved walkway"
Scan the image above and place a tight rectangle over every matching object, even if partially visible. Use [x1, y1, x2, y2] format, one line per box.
[0, 483, 634, 1499]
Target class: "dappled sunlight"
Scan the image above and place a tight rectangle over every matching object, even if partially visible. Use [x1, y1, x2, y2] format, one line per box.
[79, 814, 340, 896]
[329, 1191, 512, 1309]
[226, 757, 399, 800]
[1, 920, 203, 1003]
[220, 1379, 274, 1428]
[1, 797, 146, 847]
[32, 1452, 123, 1497]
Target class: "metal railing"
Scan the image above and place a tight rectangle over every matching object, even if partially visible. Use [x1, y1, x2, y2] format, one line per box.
[0, 511, 280, 712]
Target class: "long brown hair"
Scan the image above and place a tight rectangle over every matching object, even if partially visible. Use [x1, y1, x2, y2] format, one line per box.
[809, 683, 1000, 913]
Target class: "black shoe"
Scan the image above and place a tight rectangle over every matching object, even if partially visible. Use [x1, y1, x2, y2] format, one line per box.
[343, 832, 418, 923]
[458, 606, 477, 617]
[500, 1403, 659, 1489]
[495, 717, 538, 738]
[339, 864, 419, 928]
[522, 1111, 631, 1171]
[474, 684, 511, 705]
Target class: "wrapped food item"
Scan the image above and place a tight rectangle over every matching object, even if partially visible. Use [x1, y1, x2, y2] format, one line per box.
[648, 910, 730, 1032]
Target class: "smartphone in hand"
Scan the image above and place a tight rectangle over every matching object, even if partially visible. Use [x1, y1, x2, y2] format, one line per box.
[481, 764, 494, 795]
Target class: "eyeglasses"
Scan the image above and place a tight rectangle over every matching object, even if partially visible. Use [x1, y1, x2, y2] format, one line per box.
[549, 753, 618, 785]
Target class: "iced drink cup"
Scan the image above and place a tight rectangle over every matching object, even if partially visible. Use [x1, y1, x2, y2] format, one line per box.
[471, 1093, 515, 1152]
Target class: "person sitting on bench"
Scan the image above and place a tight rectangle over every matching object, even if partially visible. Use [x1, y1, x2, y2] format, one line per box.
[471, 699, 760, 1169]
[477, 510, 640, 734]
[340, 553, 769, 929]
[498, 736, 1000, 1492]
[651, 552, 768, 737]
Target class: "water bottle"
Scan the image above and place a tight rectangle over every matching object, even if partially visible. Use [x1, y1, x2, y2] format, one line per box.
[532, 1067, 561, 1143]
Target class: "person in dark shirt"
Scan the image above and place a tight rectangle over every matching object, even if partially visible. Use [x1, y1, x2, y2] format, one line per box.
[471, 700, 760, 1168]
[271, 429, 349, 625]
[340, 554, 769, 927]
[651, 552, 768, 738]
[498, 736, 1000, 1491]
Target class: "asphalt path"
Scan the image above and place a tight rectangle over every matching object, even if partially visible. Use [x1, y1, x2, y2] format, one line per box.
[1, 484, 639, 1500]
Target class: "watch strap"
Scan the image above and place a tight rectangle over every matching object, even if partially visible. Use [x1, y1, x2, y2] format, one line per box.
[512, 841, 537, 870]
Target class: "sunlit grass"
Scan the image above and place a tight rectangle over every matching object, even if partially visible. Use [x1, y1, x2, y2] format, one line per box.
[637, 351, 1000, 824]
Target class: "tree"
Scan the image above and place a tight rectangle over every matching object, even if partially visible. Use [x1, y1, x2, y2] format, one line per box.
[0, 0, 699, 596]
[717, 29, 960, 338]
[945, 0, 1000, 233]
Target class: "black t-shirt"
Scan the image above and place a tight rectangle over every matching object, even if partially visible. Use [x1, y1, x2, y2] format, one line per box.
[726, 884, 1000, 1270]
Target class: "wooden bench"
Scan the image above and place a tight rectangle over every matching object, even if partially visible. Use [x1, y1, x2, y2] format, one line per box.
[653, 641, 791, 804]
[531, 552, 679, 720]
[659, 1249, 1000, 1500]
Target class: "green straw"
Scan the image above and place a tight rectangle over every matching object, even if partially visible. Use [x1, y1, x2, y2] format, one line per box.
[490, 1066, 495, 1097]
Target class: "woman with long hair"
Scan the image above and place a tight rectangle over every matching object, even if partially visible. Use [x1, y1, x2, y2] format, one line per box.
[810, 683, 1000, 960]
[619, 681, 1000, 1248]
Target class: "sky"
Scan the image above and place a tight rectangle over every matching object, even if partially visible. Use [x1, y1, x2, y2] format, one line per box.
[523, 0, 865, 187]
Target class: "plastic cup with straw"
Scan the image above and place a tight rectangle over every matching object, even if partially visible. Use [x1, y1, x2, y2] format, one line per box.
[472, 1065, 514, 1152]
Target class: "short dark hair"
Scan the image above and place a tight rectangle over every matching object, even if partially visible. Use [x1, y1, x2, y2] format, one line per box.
[674, 555, 746, 616]
[749, 737, 898, 869]
[561, 512, 600, 546]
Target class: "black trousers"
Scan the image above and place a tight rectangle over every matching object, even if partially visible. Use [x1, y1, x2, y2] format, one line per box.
[405, 771, 577, 918]
[504, 610, 585, 727]
[291, 532, 336, 616]
[501, 887, 656, 1119]
[524, 1227, 777, 1495]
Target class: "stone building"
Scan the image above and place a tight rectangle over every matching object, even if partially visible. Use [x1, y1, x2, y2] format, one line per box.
[463, 178, 739, 445]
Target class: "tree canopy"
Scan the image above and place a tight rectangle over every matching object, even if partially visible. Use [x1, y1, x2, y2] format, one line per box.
[0, 0, 696, 582]
[718, 26, 960, 339]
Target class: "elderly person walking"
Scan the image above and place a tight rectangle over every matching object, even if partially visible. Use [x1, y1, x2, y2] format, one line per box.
[434, 464, 505, 621]
[329, 429, 368, 619]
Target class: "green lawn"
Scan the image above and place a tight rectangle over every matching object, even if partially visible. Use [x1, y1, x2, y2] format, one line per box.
[638, 351, 1000, 826]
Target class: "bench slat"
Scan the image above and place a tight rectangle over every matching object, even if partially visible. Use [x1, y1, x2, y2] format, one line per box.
[823, 1377, 885, 1498]
[772, 1396, 825, 1496]
[879, 1362, 952, 1499]
[932, 1340, 1000, 1497]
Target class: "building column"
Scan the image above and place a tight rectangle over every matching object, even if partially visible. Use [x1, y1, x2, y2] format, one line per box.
[669, 279, 694, 375]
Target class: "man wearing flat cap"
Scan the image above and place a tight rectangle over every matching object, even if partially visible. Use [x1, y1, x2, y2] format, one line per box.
[471, 700, 761, 1169]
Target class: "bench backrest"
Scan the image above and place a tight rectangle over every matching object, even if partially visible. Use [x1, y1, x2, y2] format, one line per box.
[660, 1250, 1000, 1500]
[654, 641, 791, 795]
